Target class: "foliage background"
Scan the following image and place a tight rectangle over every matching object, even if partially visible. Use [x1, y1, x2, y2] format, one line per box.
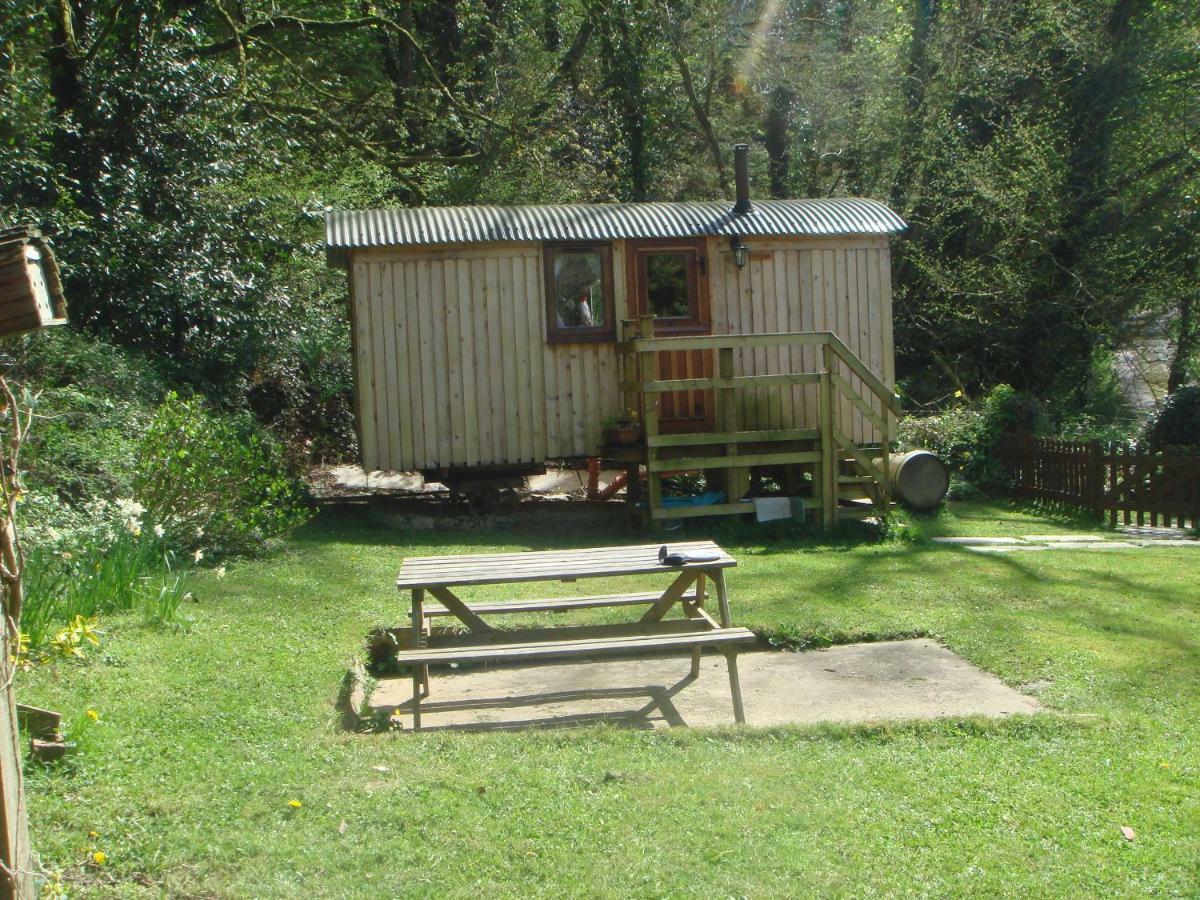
[1, 0, 1197, 461]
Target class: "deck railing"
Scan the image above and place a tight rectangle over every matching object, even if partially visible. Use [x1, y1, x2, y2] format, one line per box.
[618, 317, 901, 526]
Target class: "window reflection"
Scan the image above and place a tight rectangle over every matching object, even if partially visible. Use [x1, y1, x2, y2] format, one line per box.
[553, 250, 604, 329]
[646, 253, 691, 318]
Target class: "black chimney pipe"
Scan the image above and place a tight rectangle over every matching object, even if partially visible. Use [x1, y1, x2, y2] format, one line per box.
[733, 144, 752, 215]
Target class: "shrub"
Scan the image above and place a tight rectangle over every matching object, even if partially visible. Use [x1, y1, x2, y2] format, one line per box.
[134, 392, 311, 556]
[13, 330, 165, 506]
[1143, 386, 1200, 450]
[20, 501, 194, 653]
[897, 384, 1027, 492]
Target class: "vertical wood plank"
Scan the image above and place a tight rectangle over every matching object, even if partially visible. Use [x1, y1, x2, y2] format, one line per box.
[511, 256, 534, 462]
[524, 255, 548, 461]
[844, 249, 863, 442]
[879, 248, 895, 390]
[498, 256, 521, 461]
[429, 260, 453, 466]
[833, 249, 852, 441]
[798, 249, 816, 429]
[381, 263, 406, 471]
[456, 260, 480, 466]
[775, 251, 791, 424]
[484, 257, 506, 462]
[584, 345, 600, 452]
[470, 257, 493, 464]
[749, 256, 766, 430]
[415, 259, 439, 467]
[388, 263, 414, 470]
[737, 254, 754, 428]
[443, 258, 465, 465]
[570, 343, 585, 455]
[863, 249, 882, 443]
[369, 263, 393, 471]
[351, 262, 378, 471]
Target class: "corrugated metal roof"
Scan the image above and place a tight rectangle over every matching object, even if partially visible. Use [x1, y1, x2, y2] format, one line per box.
[325, 198, 905, 257]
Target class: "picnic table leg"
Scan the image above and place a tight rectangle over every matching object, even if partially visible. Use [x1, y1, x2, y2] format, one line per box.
[411, 588, 424, 731]
[688, 572, 707, 678]
[712, 570, 746, 723]
[712, 569, 732, 628]
[724, 649, 746, 724]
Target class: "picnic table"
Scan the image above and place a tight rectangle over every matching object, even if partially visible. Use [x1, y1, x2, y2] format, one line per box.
[394, 541, 757, 730]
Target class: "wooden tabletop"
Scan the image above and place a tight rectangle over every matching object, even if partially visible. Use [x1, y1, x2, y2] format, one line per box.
[396, 541, 735, 590]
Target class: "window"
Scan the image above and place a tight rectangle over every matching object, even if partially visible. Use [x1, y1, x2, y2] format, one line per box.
[645, 253, 692, 318]
[544, 243, 615, 343]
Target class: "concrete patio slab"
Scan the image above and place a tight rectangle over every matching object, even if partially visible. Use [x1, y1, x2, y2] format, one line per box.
[372, 639, 1041, 732]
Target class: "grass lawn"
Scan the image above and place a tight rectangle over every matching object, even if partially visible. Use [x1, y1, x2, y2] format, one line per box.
[17, 500, 1199, 897]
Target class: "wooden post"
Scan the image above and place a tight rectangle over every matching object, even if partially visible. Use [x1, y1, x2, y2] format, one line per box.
[1087, 439, 1103, 519]
[637, 315, 662, 528]
[819, 343, 837, 529]
[0, 636, 31, 900]
[879, 383, 893, 509]
[411, 588, 424, 730]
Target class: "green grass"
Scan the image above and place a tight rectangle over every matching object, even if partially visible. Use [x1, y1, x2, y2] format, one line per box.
[16, 500, 1199, 897]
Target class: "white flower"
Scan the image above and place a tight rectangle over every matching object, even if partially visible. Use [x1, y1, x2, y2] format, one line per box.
[216, 566, 227, 579]
[116, 499, 146, 519]
[194, 526, 204, 539]
[192, 548, 204, 563]
[153, 523, 165, 538]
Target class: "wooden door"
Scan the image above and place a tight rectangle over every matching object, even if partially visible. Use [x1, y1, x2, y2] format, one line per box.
[627, 238, 714, 434]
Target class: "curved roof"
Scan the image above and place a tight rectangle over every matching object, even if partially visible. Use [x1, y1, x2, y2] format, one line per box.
[325, 198, 905, 259]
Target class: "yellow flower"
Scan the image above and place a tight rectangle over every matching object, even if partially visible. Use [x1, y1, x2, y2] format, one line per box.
[288, 799, 302, 809]
[953, 389, 963, 398]
[86, 709, 99, 721]
[1160, 761, 1170, 769]
[87, 830, 98, 839]
[91, 851, 106, 866]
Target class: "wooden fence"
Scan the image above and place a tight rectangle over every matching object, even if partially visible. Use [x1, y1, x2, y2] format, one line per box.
[997, 433, 1200, 529]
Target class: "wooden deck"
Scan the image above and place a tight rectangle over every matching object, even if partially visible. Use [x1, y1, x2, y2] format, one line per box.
[613, 318, 901, 527]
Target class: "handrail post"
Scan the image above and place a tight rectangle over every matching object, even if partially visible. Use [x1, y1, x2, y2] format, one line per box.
[819, 341, 837, 528]
[716, 345, 747, 502]
[638, 315, 661, 527]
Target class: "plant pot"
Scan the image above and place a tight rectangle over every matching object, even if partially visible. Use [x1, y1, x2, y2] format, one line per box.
[606, 424, 642, 447]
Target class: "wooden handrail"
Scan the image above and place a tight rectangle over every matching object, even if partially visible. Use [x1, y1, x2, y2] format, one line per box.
[826, 333, 902, 417]
[622, 328, 901, 419]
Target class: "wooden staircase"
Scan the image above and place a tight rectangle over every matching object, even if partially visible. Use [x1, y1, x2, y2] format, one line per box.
[615, 317, 901, 528]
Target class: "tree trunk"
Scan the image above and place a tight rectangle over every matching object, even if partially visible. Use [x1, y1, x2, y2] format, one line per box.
[763, 87, 791, 199]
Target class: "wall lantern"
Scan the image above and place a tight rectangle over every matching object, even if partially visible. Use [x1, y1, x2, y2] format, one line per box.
[729, 234, 748, 269]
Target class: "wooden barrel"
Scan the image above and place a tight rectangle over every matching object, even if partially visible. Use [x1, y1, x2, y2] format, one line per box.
[884, 450, 949, 509]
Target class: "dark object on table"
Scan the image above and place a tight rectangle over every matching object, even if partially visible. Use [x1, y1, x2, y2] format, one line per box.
[658, 544, 721, 566]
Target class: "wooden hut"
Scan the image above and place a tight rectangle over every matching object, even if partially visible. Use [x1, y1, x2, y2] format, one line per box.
[326, 148, 906, 525]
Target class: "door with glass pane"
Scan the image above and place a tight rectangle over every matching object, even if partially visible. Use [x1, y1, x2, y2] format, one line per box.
[627, 238, 713, 434]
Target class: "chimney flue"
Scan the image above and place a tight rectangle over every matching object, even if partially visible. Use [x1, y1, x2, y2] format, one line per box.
[733, 144, 752, 215]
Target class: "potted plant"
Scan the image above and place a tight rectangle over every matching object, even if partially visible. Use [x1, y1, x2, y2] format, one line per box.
[603, 409, 642, 447]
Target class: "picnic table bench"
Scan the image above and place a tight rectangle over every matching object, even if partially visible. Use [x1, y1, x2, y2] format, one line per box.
[394, 541, 756, 730]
